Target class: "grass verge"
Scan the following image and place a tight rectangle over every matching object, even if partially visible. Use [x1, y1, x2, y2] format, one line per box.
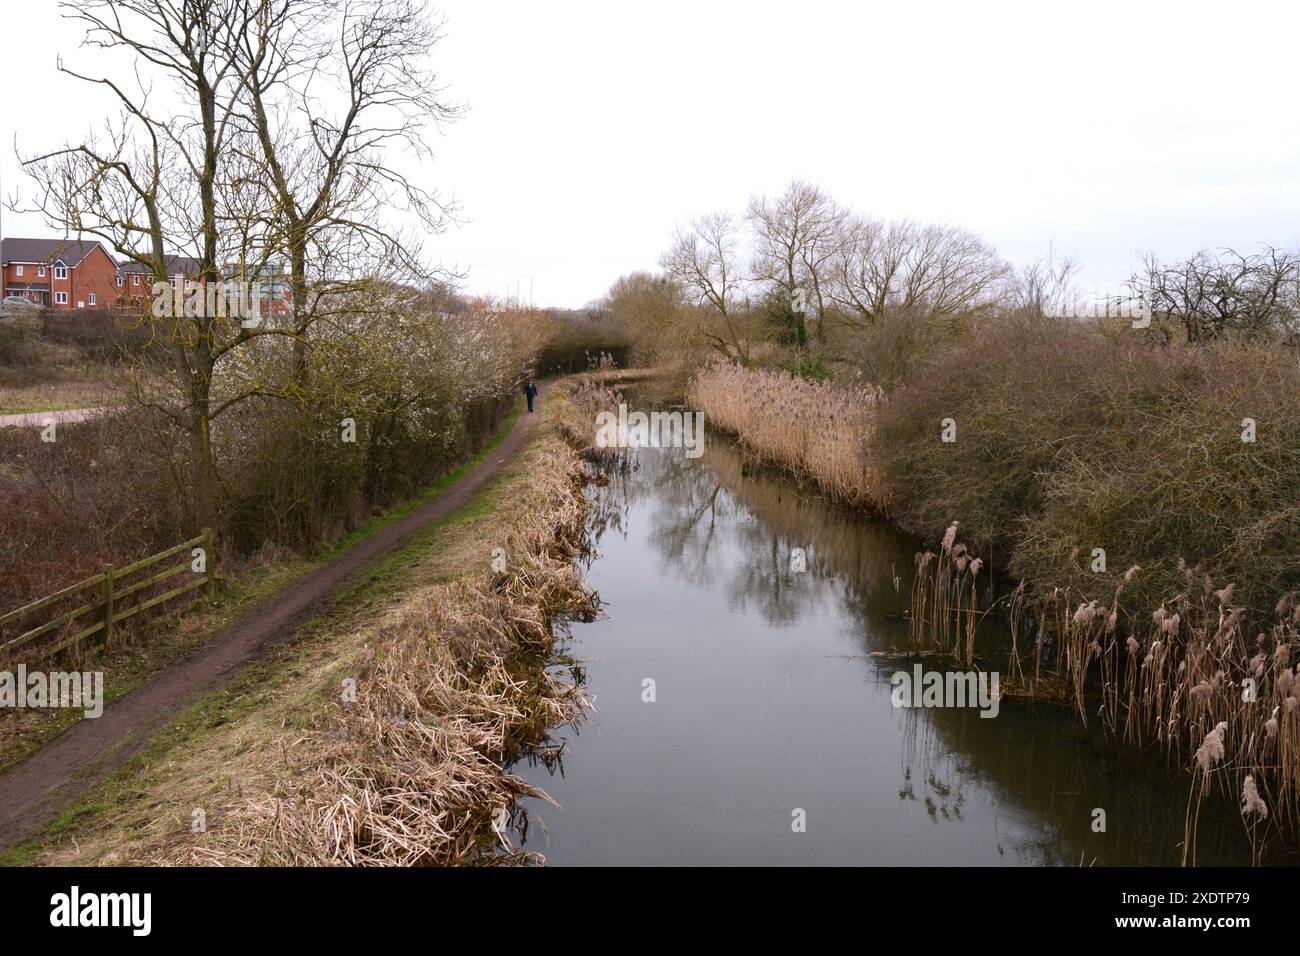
[0, 400, 524, 774]
[4, 388, 598, 866]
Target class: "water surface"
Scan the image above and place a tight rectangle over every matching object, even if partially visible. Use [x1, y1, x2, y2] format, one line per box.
[512, 437, 1268, 866]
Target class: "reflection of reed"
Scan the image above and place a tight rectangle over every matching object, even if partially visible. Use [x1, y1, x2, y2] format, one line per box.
[573, 399, 1279, 864]
[698, 436, 917, 635]
[583, 458, 632, 546]
[894, 687, 1076, 861]
[885, 656, 1273, 864]
[702, 436, 907, 581]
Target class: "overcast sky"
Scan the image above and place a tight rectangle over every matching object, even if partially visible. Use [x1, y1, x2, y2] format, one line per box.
[4, 0, 1300, 307]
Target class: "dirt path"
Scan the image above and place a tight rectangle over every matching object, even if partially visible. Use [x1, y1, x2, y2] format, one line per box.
[0, 397, 544, 850]
[0, 406, 113, 428]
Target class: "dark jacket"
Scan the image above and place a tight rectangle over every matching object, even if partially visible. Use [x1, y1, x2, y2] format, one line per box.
[524, 383, 538, 398]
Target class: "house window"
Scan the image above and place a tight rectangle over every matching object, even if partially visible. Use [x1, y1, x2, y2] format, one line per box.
[116, 275, 123, 287]
[132, 275, 140, 286]
[37, 266, 45, 277]
[54, 265, 67, 280]
[54, 292, 68, 304]
[88, 292, 97, 306]
[14, 265, 22, 277]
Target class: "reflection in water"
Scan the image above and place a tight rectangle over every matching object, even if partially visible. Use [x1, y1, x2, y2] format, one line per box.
[508, 434, 1279, 866]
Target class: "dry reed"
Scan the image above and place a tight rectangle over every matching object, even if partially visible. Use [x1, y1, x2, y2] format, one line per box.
[130, 386, 605, 866]
[686, 362, 883, 508]
[907, 522, 1300, 862]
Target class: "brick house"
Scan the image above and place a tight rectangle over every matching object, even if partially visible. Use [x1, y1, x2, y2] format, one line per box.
[1, 237, 119, 310]
[117, 257, 293, 318]
[116, 255, 204, 307]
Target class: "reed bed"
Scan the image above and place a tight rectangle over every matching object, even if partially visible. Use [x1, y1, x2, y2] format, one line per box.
[907, 519, 1300, 861]
[1048, 569, 1300, 863]
[686, 362, 883, 509]
[906, 522, 988, 668]
[132, 387, 606, 866]
[553, 372, 622, 457]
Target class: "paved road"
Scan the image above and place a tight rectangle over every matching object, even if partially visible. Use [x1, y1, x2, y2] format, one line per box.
[0, 406, 112, 428]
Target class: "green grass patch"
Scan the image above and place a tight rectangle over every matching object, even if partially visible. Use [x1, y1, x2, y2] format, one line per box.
[0, 400, 104, 416]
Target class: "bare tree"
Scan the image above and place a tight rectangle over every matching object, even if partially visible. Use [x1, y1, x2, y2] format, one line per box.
[1007, 247, 1081, 319]
[21, 0, 458, 532]
[226, 0, 461, 384]
[747, 179, 845, 346]
[659, 211, 756, 362]
[828, 217, 1007, 327]
[1132, 246, 1300, 343]
[23, 0, 257, 532]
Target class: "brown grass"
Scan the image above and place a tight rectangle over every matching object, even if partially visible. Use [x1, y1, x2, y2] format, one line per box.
[0, 378, 114, 416]
[124, 384, 605, 866]
[686, 362, 883, 508]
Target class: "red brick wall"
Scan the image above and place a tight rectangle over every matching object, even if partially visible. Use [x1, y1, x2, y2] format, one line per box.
[2, 262, 53, 304]
[67, 245, 119, 311]
[117, 270, 151, 305]
[116, 274, 295, 318]
[48, 258, 76, 308]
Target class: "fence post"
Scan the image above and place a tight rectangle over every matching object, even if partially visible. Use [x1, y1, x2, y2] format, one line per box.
[102, 564, 114, 650]
[201, 527, 215, 596]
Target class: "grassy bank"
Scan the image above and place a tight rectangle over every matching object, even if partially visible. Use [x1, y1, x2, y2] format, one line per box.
[8, 383, 602, 866]
[0, 402, 526, 775]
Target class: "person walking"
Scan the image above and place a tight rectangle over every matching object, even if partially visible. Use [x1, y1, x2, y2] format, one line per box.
[524, 379, 538, 413]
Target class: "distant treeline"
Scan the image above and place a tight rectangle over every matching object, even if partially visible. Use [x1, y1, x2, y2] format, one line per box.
[534, 307, 633, 374]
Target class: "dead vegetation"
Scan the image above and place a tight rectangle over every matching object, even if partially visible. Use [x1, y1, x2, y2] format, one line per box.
[121, 384, 605, 866]
[904, 518, 1300, 862]
[686, 361, 882, 508]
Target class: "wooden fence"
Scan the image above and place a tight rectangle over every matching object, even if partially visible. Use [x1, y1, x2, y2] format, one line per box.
[0, 529, 216, 661]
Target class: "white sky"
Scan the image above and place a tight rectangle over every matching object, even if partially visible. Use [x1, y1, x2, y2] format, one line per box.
[4, 0, 1300, 307]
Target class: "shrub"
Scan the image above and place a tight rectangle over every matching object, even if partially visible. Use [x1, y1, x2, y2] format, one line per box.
[1013, 342, 1300, 614]
[828, 307, 967, 394]
[0, 406, 184, 617]
[871, 313, 1300, 613]
[534, 309, 633, 375]
[0, 318, 60, 380]
[871, 313, 1116, 548]
[39, 311, 151, 362]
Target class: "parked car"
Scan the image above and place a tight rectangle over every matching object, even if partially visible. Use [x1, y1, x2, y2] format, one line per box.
[0, 295, 42, 317]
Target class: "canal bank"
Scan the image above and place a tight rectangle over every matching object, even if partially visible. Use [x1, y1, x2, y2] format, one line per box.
[508, 420, 1283, 865]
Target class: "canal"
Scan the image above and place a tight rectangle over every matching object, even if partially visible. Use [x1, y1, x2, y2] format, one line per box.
[510, 431, 1264, 866]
